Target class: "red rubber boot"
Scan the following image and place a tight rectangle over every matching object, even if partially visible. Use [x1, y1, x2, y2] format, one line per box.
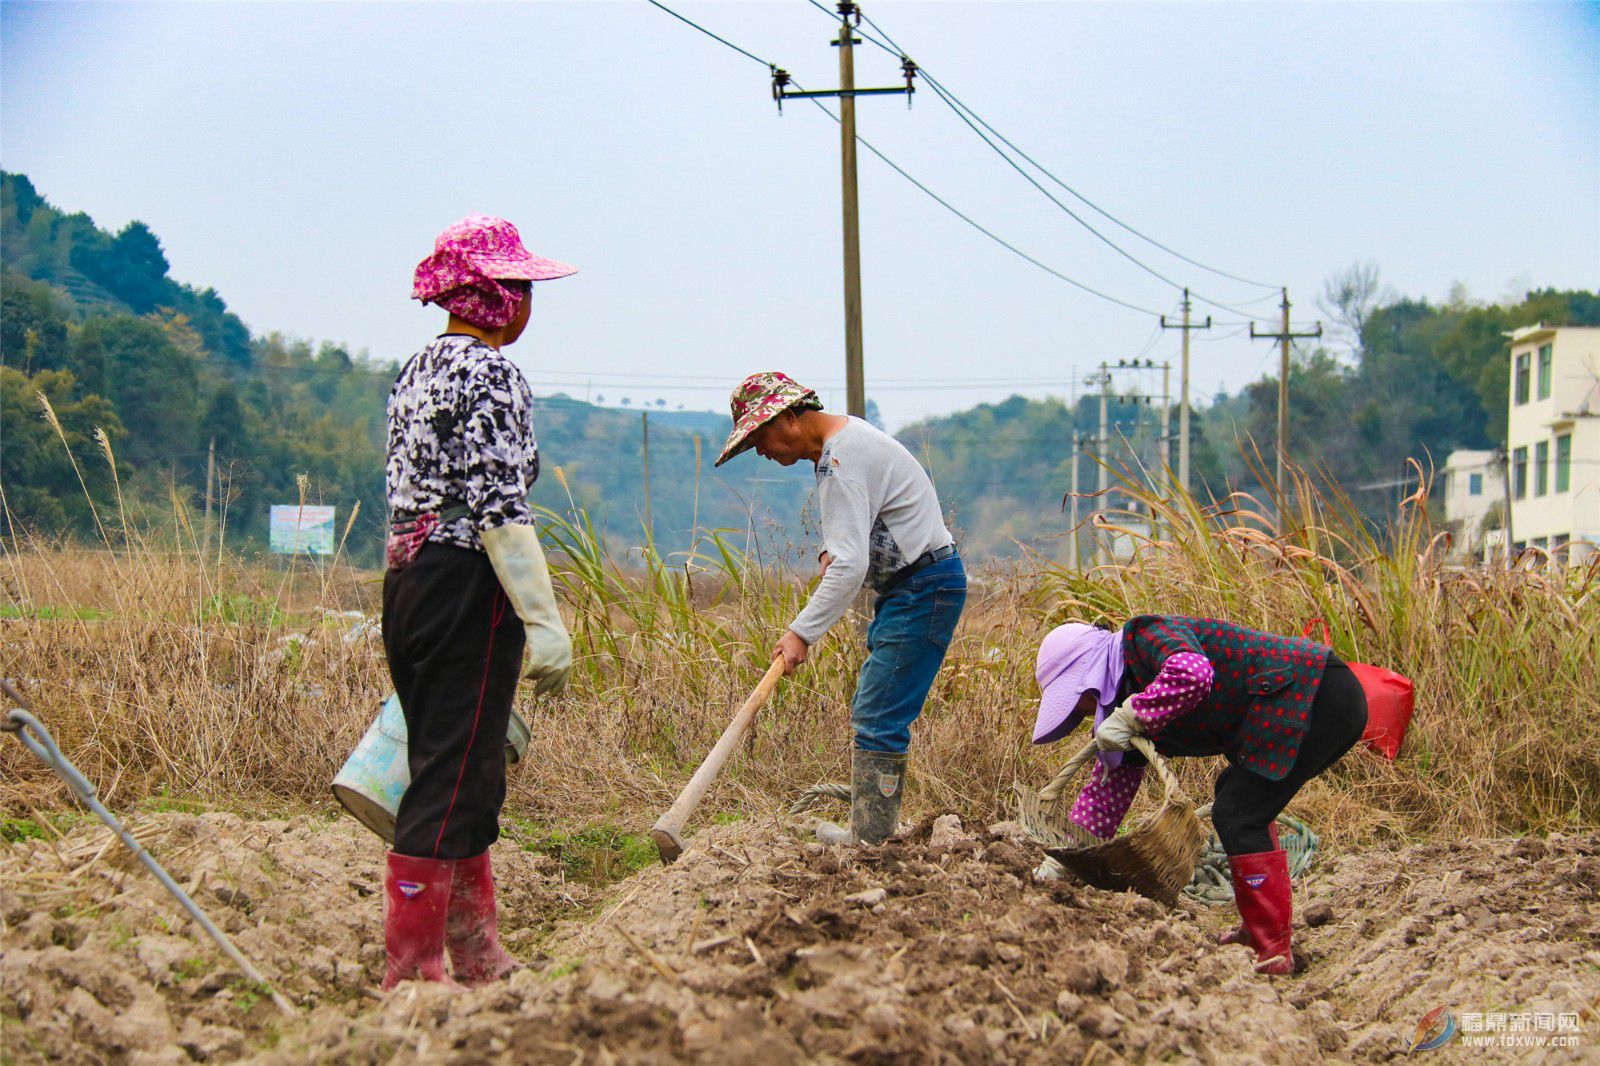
[445, 851, 519, 987]
[1227, 848, 1294, 975]
[1219, 822, 1279, 947]
[382, 853, 463, 991]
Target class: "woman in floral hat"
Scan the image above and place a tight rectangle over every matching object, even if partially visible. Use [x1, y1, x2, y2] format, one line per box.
[378, 214, 576, 990]
[1032, 617, 1368, 974]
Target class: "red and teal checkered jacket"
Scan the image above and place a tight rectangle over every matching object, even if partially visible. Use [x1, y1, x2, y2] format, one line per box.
[1068, 615, 1329, 840]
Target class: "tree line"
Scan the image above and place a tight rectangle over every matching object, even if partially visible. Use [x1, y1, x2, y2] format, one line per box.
[4, 171, 1595, 565]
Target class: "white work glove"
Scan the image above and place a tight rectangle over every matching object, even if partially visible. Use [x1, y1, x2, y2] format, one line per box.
[1093, 705, 1143, 753]
[480, 523, 572, 695]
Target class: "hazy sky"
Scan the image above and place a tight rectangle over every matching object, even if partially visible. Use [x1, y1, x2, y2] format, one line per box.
[4, 1, 1597, 430]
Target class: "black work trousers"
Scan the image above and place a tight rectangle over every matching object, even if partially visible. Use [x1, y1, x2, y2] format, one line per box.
[382, 542, 524, 860]
[1211, 655, 1369, 856]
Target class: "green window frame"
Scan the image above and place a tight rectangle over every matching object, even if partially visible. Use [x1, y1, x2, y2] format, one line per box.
[1535, 440, 1549, 496]
[1513, 446, 1528, 499]
[1555, 433, 1571, 493]
[1537, 344, 1553, 400]
[1515, 353, 1531, 405]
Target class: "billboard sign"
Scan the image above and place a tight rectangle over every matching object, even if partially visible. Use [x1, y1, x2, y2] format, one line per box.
[269, 505, 336, 556]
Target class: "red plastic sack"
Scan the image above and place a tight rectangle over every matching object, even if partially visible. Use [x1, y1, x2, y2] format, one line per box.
[1301, 619, 1415, 760]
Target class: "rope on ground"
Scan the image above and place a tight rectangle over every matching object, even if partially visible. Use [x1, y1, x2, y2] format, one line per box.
[788, 781, 851, 816]
[1182, 803, 1321, 906]
[1, 679, 295, 1016]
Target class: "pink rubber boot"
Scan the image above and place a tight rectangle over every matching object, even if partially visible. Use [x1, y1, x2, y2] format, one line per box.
[1227, 848, 1295, 975]
[1219, 822, 1280, 947]
[445, 851, 519, 987]
[382, 853, 462, 991]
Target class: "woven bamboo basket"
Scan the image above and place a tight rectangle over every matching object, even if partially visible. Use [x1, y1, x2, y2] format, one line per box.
[1014, 735, 1205, 906]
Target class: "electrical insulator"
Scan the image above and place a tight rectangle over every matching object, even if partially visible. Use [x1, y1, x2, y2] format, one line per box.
[771, 67, 792, 113]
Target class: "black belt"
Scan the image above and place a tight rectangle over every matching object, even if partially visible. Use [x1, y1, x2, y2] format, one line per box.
[877, 543, 957, 592]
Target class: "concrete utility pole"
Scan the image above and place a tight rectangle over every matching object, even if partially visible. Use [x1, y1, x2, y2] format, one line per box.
[771, 2, 917, 418]
[1160, 289, 1211, 496]
[1160, 361, 1172, 474]
[1494, 444, 1515, 563]
[641, 411, 653, 539]
[205, 436, 216, 534]
[1096, 364, 1112, 565]
[1067, 432, 1094, 571]
[1251, 289, 1322, 502]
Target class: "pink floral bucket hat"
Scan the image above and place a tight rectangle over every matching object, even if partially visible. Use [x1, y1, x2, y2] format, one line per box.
[412, 214, 576, 329]
[714, 371, 824, 467]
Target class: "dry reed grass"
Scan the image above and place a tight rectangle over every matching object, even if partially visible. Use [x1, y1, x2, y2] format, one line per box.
[2, 449, 1596, 850]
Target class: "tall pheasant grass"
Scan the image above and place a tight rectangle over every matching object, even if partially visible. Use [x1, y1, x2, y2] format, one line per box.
[2, 435, 1596, 849]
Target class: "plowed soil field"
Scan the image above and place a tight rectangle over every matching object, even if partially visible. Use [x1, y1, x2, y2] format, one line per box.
[3, 812, 1597, 1063]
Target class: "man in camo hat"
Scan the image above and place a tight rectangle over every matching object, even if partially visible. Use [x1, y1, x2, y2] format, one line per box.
[717, 372, 966, 845]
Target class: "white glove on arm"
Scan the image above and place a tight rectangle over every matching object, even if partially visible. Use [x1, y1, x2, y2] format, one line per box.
[1093, 705, 1143, 753]
[480, 523, 572, 695]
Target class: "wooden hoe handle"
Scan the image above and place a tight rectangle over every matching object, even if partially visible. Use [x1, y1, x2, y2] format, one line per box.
[650, 658, 786, 863]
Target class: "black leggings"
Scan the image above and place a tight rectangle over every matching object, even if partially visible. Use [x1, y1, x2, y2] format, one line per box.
[1211, 656, 1368, 856]
[383, 543, 524, 860]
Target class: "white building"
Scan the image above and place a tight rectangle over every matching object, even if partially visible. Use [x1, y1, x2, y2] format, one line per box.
[1504, 325, 1600, 564]
[1441, 449, 1503, 559]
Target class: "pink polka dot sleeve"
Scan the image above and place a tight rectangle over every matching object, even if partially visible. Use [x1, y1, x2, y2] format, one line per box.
[1128, 651, 1214, 734]
[1067, 761, 1145, 840]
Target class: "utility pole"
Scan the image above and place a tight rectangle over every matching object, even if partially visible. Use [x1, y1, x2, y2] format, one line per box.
[771, 2, 917, 418]
[1159, 360, 1171, 474]
[1251, 289, 1322, 503]
[1067, 432, 1094, 571]
[1494, 444, 1515, 563]
[1160, 289, 1210, 496]
[205, 435, 216, 538]
[641, 411, 653, 540]
[1096, 364, 1112, 565]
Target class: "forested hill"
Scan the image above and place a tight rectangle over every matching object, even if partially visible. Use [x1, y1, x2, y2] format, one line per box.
[902, 283, 1600, 558]
[0, 172, 810, 563]
[4, 171, 1596, 565]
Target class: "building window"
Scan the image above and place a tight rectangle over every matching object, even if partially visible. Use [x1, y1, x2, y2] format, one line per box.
[1515, 352, 1531, 405]
[1537, 344, 1553, 400]
[1535, 440, 1549, 496]
[1513, 446, 1528, 499]
[1555, 433, 1571, 493]
[1469, 472, 1483, 496]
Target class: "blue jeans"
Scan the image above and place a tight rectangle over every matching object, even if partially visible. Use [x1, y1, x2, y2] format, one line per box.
[850, 553, 967, 753]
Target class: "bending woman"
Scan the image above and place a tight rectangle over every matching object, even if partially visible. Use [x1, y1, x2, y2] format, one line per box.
[1032, 616, 1367, 974]
[380, 215, 575, 989]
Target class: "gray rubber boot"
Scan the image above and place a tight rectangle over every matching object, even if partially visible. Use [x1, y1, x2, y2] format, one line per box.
[815, 749, 906, 846]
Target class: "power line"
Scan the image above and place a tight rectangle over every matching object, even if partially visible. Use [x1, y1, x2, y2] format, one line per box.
[642, 0, 1164, 317]
[791, 81, 1164, 316]
[837, 3, 1283, 321]
[642, 0, 775, 67]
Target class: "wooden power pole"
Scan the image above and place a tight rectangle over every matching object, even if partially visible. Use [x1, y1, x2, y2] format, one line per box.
[1160, 289, 1210, 495]
[1251, 289, 1322, 502]
[771, 2, 917, 418]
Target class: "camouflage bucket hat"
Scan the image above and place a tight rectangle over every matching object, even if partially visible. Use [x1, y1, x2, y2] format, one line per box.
[714, 371, 824, 467]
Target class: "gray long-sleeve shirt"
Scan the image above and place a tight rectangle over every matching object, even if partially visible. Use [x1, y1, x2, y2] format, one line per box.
[788, 418, 954, 645]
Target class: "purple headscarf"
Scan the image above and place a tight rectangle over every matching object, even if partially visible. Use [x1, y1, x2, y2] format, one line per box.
[1032, 622, 1128, 768]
